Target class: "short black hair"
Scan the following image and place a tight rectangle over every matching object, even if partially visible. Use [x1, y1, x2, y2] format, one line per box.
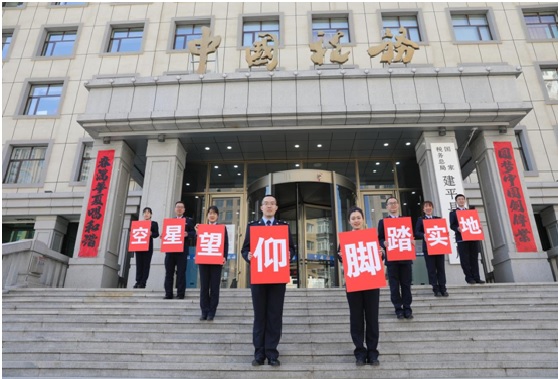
[348, 206, 364, 220]
[261, 194, 277, 204]
[142, 207, 153, 214]
[454, 194, 465, 201]
[175, 201, 185, 207]
[385, 196, 398, 206]
[207, 205, 219, 215]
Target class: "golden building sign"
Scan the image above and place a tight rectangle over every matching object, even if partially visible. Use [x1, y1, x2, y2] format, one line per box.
[245, 33, 278, 71]
[188, 26, 221, 74]
[367, 27, 419, 65]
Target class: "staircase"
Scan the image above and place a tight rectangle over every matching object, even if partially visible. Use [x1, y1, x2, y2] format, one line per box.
[3, 283, 558, 378]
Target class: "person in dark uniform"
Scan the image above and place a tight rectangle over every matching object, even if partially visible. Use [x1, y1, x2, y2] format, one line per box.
[337, 206, 380, 367]
[241, 194, 295, 367]
[414, 201, 448, 297]
[378, 196, 413, 320]
[195, 205, 229, 321]
[133, 207, 159, 289]
[449, 194, 485, 285]
[164, 200, 195, 300]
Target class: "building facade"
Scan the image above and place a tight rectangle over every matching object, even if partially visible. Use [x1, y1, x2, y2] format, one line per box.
[3, 2, 558, 289]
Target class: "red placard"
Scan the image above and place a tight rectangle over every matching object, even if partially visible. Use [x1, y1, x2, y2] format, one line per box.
[383, 217, 416, 261]
[339, 228, 387, 293]
[195, 224, 225, 265]
[78, 150, 115, 257]
[250, 225, 290, 284]
[457, 209, 485, 241]
[128, 220, 151, 252]
[160, 218, 185, 253]
[494, 141, 537, 252]
[423, 218, 451, 255]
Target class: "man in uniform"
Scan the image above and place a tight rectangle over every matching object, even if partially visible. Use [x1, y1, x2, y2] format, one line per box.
[241, 194, 295, 367]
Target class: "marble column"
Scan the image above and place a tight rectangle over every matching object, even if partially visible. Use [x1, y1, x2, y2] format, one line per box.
[65, 140, 135, 288]
[33, 216, 68, 253]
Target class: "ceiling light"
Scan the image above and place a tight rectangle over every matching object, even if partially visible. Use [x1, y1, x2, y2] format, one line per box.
[218, 174, 222, 177]
[195, 196, 199, 198]
[403, 203, 407, 206]
[186, 183, 190, 186]
[205, 147, 210, 150]
[317, 144, 322, 148]
[214, 165, 219, 169]
[227, 146, 232, 150]
[405, 142, 411, 146]
[373, 170, 377, 173]
[396, 161, 400, 165]
[412, 191, 416, 194]
[237, 173, 241, 176]
[233, 165, 238, 168]
[294, 144, 300, 148]
[376, 162, 380, 165]
[383, 143, 389, 147]
[295, 164, 300, 167]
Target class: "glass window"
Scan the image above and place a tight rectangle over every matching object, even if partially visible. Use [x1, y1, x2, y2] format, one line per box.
[2, 31, 12, 60]
[382, 15, 421, 42]
[2, 2, 24, 7]
[306, 240, 315, 251]
[41, 30, 76, 56]
[312, 16, 350, 43]
[209, 163, 244, 192]
[242, 19, 279, 47]
[4, 146, 47, 184]
[515, 131, 531, 171]
[2, 223, 35, 243]
[451, 13, 493, 41]
[183, 163, 208, 193]
[52, 2, 87, 5]
[174, 23, 208, 50]
[358, 160, 395, 189]
[524, 11, 558, 39]
[396, 159, 421, 188]
[24, 83, 63, 116]
[108, 27, 143, 53]
[78, 143, 93, 182]
[542, 67, 558, 101]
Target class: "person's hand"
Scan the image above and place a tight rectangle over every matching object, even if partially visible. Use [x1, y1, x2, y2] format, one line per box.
[247, 252, 253, 261]
[195, 223, 199, 232]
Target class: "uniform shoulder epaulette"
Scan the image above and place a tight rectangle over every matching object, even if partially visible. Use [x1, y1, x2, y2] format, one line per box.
[276, 219, 287, 224]
[248, 220, 258, 225]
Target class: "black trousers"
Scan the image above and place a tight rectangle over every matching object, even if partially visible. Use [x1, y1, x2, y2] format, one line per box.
[164, 252, 187, 297]
[250, 283, 286, 361]
[387, 263, 413, 314]
[346, 289, 380, 361]
[423, 253, 447, 293]
[199, 264, 222, 317]
[457, 241, 481, 283]
[135, 251, 153, 287]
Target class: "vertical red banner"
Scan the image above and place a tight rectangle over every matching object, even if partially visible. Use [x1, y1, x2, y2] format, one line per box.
[383, 217, 416, 261]
[494, 141, 537, 252]
[78, 150, 115, 257]
[338, 228, 386, 293]
[128, 220, 151, 252]
[160, 218, 186, 253]
[250, 225, 290, 284]
[195, 224, 225, 265]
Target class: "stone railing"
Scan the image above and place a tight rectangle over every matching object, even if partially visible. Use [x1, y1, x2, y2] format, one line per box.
[548, 246, 558, 282]
[2, 239, 69, 290]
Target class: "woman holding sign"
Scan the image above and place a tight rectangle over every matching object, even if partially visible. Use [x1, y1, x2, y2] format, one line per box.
[337, 206, 381, 367]
[133, 207, 159, 289]
[195, 206, 228, 321]
[414, 201, 448, 297]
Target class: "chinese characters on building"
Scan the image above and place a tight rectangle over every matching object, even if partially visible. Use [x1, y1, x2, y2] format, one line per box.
[78, 150, 115, 257]
[245, 33, 278, 71]
[368, 27, 419, 65]
[188, 26, 221, 74]
[430, 143, 465, 264]
[493, 142, 537, 252]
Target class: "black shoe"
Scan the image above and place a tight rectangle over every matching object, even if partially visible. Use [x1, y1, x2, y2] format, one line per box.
[441, 291, 449, 297]
[251, 359, 264, 366]
[404, 313, 414, 319]
[133, 283, 139, 288]
[164, 295, 173, 300]
[207, 315, 214, 321]
[139, 284, 146, 289]
[434, 291, 442, 297]
[476, 280, 486, 284]
[396, 314, 404, 320]
[368, 358, 380, 366]
[200, 314, 207, 321]
[355, 358, 366, 366]
[177, 295, 185, 299]
[467, 280, 476, 284]
[268, 358, 281, 367]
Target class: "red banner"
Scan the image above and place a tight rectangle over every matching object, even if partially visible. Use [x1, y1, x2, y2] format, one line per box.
[250, 225, 290, 284]
[383, 217, 416, 261]
[494, 141, 537, 252]
[78, 150, 115, 257]
[339, 228, 387, 293]
[195, 224, 225, 265]
[128, 220, 151, 252]
[457, 209, 485, 241]
[423, 218, 451, 255]
[160, 218, 185, 253]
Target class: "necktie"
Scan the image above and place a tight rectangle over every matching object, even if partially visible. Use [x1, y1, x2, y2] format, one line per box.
[266, 220, 271, 226]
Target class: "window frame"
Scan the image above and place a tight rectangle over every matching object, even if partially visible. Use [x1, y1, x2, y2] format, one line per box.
[2, 27, 17, 61]
[378, 9, 428, 45]
[237, 13, 284, 49]
[15, 78, 68, 118]
[308, 11, 356, 47]
[2, 140, 54, 188]
[519, 5, 558, 42]
[2, 2, 26, 9]
[101, 21, 147, 55]
[513, 126, 538, 176]
[534, 63, 558, 105]
[69, 139, 95, 186]
[33, 24, 81, 60]
[167, 17, 213, 52]
[447, 7, 501, 44]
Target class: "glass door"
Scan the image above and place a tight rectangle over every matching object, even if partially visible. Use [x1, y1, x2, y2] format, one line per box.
[302, 205, 336, 288]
